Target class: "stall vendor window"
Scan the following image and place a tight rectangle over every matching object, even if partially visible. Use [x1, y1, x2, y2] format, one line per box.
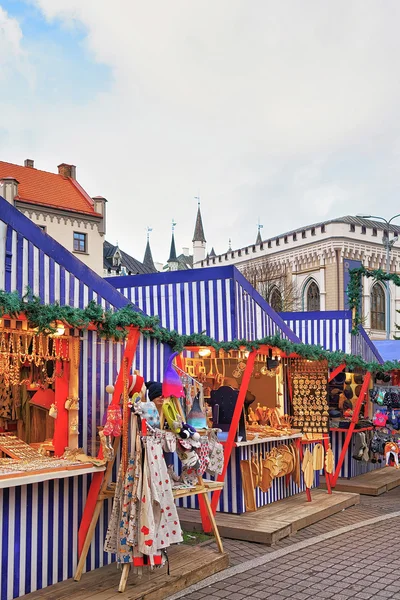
[371, 283, 385, 330]
[306, 281, 320, 311]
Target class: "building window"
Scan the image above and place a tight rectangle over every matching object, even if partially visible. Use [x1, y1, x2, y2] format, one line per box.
[306, 281, 320, 311]
[73, 232, 87, 253]
[350, 224, 355, 232]
[270, 288, 283, 312]
[238, 250, 242, 257]
[284, 236, 288, 244]
[371, 283, 386, 331]
[321, 225, 326, 233]
[293, 233, 297, 241]
[311, 227, 316, 236]
[268, 241, 272, 248]
[245, 248, 249, 255]
[252, 245, 256, 252]
[302, 230, 306, 239]
[276, 239, 280, 246]
[260, 243, 263, 250]
[361, 225, 366, 234]
[372, 228, 377, 236]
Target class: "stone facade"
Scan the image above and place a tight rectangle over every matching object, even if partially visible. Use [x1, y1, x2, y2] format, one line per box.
[197, 217, 400, 340]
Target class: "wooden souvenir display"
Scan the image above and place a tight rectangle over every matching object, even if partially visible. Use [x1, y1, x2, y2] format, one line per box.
[0, 433, 43, 460]
[290, 359, 329, 434]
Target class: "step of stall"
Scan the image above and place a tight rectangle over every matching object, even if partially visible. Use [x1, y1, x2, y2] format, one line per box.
[20, 543, 229, 600]
[321, 467, 400, 496]
[178, 488, 359, 545]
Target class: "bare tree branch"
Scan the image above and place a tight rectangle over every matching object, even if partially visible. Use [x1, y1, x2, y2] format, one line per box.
[240, 259, 300, 311]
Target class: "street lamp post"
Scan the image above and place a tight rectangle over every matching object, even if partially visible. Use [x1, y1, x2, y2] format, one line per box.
[357, 214, 400, 339]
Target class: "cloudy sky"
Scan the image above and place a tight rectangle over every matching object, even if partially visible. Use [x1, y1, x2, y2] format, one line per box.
[1, 1, 400, 264]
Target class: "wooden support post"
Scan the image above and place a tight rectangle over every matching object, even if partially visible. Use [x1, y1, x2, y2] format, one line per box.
[118, 564, 131, 593]
[53, 351, 70, 457]
[77, 327, 140, 557]
[203, 350, 257, 531]
[330, 372, 371, 487]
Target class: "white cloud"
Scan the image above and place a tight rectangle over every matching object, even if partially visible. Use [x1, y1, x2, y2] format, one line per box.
[2, 1, 400, 261]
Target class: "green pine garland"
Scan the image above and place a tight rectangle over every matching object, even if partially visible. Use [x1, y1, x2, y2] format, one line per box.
[0, 288, 399, 373]
[347, 266, 400, 333]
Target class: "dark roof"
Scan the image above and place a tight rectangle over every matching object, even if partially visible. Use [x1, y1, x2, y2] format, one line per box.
[168, 233, 177, 262]
[103, 240, 156, 275]
[143, 240, 156, 271]
[209, 247, 216, 258]
[177, 253, 193, 269]
[256, 230, 262, 244]
[192, 206, 206, 243]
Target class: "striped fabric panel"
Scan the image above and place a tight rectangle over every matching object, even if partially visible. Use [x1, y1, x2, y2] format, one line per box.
[0, 219, 168, 598]
[282, 315, 351, 353]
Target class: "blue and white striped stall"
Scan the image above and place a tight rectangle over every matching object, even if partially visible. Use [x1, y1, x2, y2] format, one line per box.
[106, 267, 301, 343]
[280, 309, 383, 363]
[107, 269, 312, 514]
[281, 309, 384, 480]
[0, 196, 170, 600]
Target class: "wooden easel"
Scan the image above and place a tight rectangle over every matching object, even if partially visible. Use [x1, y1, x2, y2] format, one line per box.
[75, 348, 225, 593]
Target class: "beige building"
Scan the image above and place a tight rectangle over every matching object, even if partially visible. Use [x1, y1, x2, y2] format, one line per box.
[197, 216, 400, 340]
[0, 160, 106, 275]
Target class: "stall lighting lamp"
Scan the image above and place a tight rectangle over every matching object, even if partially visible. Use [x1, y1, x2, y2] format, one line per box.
[198, 347, 211, 357]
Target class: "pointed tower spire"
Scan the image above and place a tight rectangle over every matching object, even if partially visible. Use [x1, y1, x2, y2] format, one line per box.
[256, 219, 263, 245]
[143, 227, 156, 271]
[168, 220, 178, 270]
[192, 197, 206, 243]
[193, 196, 207, 265]
[209, 247, 216, 258]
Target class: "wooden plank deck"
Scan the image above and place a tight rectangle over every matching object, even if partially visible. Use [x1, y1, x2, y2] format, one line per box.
[179, 489, 359, 545]
[20, 544, 229, 600]
[321, 467, 400, 496]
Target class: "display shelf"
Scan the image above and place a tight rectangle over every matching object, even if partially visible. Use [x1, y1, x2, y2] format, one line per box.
[234, 432, 303, 447]
[0, 464, 106, 489]
[172, 481, 224, 500]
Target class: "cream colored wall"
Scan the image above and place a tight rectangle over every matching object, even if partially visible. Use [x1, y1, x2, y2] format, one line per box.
[19, 208, 104, 275]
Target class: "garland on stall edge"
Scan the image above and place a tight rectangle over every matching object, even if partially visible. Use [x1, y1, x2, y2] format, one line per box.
[0, 288, 397, 373]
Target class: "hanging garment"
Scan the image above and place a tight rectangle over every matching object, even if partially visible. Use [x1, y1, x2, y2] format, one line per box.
[206, 430, 224, 477]
[139, 437, 182, 558]
[104, 461, 133, 561]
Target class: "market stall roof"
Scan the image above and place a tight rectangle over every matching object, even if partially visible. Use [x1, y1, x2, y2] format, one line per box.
[372, 340, 400, 362]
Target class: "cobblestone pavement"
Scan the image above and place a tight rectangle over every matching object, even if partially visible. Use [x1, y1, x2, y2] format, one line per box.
[170, 487, 400, 599]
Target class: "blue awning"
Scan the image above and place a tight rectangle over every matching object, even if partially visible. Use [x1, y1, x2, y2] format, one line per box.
[372, 340, 400, 362]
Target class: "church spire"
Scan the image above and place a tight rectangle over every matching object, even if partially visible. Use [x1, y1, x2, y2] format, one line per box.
[192, 196, 207, 265]
[143, 227, 156, 271]
[168, 220, 178, 269]
[256, 219, 263, 244]
[192, 197, 206, 243]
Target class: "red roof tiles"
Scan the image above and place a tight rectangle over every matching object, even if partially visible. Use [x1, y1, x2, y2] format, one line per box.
[0, 161, 101, 216]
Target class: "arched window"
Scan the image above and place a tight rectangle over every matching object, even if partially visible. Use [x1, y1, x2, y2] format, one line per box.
[306, 281, 320, 311]
[371, 283, 385, 330]
[270, 287, 283, 312]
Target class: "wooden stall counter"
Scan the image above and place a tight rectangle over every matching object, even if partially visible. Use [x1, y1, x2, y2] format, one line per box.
[0, 463, 105, 489]
[234, 431, 303, 447]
